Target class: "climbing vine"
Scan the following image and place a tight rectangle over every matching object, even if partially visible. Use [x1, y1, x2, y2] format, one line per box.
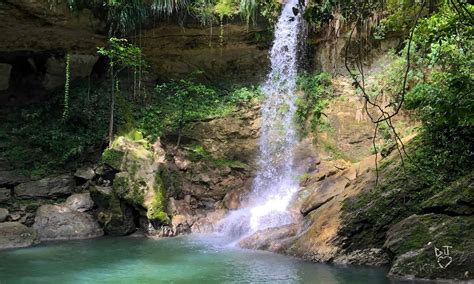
[62, 53, 71, 121]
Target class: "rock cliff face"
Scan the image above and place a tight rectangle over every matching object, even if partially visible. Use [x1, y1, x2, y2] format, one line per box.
[88, 101, 260, 237]
[0, 1, 271, 103]
[234, 77, 472, 281]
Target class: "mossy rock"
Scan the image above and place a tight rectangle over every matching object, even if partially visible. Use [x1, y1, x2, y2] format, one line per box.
[90, 185, 135, 236]
[113, 172, 145, 206]
[422, 170, 474, 215]
[146, 173, 169, 224]
[101, 149, 125, 170]
[386, 214, 474, 280]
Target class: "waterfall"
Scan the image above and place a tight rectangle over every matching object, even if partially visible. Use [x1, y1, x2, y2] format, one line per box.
[219, 0, 305, 240]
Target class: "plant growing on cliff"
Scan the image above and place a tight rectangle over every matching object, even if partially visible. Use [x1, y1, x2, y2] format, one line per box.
[295, 72, 332, 136]
[98, 37, 146, 145]
[155, 77, 217, 147]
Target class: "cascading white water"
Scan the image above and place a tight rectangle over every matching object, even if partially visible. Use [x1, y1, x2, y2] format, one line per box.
[219, 0, 304, 240]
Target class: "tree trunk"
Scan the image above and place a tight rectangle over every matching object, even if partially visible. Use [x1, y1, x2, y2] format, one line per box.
[108, 65, 115, 146]
[176, 102, 185, 148]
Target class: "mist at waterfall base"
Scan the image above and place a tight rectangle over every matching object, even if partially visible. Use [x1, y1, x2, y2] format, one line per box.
[218, 0, 304, 240]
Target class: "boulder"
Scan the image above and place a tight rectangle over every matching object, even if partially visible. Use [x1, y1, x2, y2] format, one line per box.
[170, 214, 191, 236]
[74, 167, 96, 181]
[191, 210, 226, 234]
[223, 188, 242, 210]
[0, 63, 12, 91]
[386, 214, 474, 280]
[100, 136, 169, 224]
[0, 171, 29, 187]
[90, 185, 136, 236]
[239, 224, 299, 253]
[0, 222, 39, 250]
[33, 204, 103, 241]
[0, 187, 11, 203]
[14, 174, 75, 199]
[64, 192, 94, 212]
[0, 208, 8, 222]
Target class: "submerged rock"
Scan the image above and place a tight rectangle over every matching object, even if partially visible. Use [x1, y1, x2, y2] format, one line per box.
[33, 205, 103, 241]
[0, 222, 39, 250]
[14, 174, 75, 199]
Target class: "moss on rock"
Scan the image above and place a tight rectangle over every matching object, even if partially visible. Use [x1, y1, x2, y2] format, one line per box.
[146, 172, 169, 224]
[101, 149, 125, 170]
[387, 214, 474, 280]
[422, 170, 474, 215]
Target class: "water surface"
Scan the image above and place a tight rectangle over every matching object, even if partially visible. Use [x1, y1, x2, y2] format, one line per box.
[0, 235, 426, 283]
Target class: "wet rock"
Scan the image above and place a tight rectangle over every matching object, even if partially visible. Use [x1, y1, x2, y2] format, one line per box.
[0, 208, 8, 222]
[74, 167, 96, 181]
[333, 248, 390, 266]
[0, 222, 39, 250]
[223, 188, 242, 210]
[191, 210, 226, 234]
[65, 192, 94, 212]
[14, 174, 75, 199]
[33, 204, 103, 241]
[170, 214, 191, 235]
[239, 224, 299, 253]
[0, 188, 11, 203]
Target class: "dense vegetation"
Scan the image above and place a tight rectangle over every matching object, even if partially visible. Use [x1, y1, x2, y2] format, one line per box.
[3, 0, 472, 183]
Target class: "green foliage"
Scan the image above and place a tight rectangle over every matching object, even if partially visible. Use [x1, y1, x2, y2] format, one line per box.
[214, 0, 239, 17]
[134, 81, 261, 141]
[376, 0, 439, 38]
[295, 72, 332, 135]
[98, 38, 145, 71]
[258, 0, 281, 26]
[0, 82, 110, 177]
[403, 3, 474, 169]
[101, 149, 125, 169]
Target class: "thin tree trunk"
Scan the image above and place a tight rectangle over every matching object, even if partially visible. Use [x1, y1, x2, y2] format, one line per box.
[109, 65, 115, 146]
[176, 103, 185, 148]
